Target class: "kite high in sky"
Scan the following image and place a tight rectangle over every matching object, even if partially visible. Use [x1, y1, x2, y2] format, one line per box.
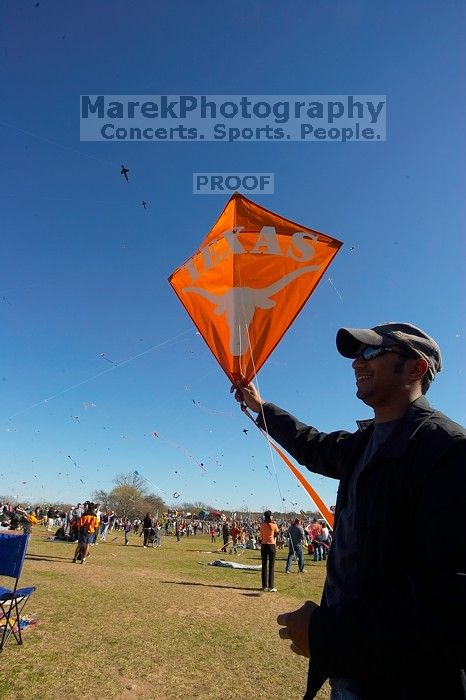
[169, 193, 342, 385]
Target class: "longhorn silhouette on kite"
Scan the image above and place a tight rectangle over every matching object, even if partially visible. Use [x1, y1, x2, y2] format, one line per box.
[182, 264, 319, 357]
[169, 193, 342, 526]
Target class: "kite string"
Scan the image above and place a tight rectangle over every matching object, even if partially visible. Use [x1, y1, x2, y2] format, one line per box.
[0, 119, 112, 167]
[2, 329, 192, 422]
[134, 471, 166, 497]
[235, 262, 331, 521]
[243, 324, 306, 593]
[233, 263, 302, 579]
[0, 120, 149, 205]
[242, 320, 287, 506]
[235, 262, 302, 575]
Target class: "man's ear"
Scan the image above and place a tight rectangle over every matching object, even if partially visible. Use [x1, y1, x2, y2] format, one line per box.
[409, 357, 429, 383]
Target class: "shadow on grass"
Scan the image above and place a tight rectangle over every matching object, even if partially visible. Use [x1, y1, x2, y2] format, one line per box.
[113, 543, 155, 548]
[161, 580, 261, 592]
[241, 591, 262, 597]
[26, 553, 72, 562]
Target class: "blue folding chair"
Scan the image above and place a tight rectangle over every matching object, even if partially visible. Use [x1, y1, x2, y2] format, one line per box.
[0, 533, 36, 651]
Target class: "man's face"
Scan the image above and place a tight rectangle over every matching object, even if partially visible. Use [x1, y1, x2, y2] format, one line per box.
[352, 344, 413, 407]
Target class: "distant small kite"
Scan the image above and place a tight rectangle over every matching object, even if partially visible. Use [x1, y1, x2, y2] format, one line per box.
[142, 201, 148, 209]
[242, 428, 248, 434]
[100, 353, 116, 365]
[121, 164, 129, 182]
[173, 492, 180, 499]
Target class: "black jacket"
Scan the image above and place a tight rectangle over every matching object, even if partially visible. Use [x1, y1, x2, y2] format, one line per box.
[257, 397, 466, 700]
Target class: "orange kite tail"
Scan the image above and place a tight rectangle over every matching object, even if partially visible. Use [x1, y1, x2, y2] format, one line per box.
[259, 427, 334, 529]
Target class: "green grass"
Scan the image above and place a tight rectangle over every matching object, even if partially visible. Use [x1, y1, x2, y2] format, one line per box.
[0, 530, 330, 700]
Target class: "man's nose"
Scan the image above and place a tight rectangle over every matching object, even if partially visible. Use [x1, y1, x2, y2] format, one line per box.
[352, 356, 366, 369]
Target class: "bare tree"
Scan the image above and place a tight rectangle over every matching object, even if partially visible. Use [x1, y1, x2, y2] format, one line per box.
[142, 493, 166, 518]
[92, 489, 110, 510]
[113, 471, 148, 493]
[108, 484, 143, 520]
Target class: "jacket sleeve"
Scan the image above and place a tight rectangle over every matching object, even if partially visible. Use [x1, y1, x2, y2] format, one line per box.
[256, 403, 355, 479]
[308, 439, 466, 679]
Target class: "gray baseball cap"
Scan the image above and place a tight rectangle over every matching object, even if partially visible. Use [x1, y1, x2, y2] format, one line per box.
[336, 322, 442, 377]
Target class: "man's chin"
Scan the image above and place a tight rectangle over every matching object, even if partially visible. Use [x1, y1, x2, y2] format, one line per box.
[356, 387, 374, 406]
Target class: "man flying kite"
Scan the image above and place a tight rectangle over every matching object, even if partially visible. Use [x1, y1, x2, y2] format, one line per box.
[235, 322, 465, 700]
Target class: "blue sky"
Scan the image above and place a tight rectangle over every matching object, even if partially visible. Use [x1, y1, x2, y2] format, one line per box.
[1, 0, 464, 513]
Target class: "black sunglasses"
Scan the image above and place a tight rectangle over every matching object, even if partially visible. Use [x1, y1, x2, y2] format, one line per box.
[355, 345, 413, 361]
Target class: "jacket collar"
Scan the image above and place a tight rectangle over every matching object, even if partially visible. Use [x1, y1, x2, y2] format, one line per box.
[356, 396, 433, 458]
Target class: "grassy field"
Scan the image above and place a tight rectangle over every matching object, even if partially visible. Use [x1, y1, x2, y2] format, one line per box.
[1, 530, 330, 700]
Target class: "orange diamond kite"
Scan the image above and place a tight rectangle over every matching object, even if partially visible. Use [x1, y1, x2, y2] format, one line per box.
[169, 193, 343, 385]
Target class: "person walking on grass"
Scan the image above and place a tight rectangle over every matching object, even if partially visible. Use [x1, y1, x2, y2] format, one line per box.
[92, 503, 101, 545]
[309, 519, 323, 562]
[124, 519, 132, 545]
[320, 522, 330, 560]
[72, 502, 99, 564]
[229, 521, 241, 554]
[153, 521, 161, 547]
[286, 518, 306, 574]
[142, 512, 152, 548]
[220, 521, 229, 553]
[260, 510, 279, 592]
[100, 511, 110, 541]
[235, 322, 465, 700]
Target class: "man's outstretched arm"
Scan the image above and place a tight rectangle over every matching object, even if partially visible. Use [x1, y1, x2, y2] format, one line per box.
[233, 382, 355, 479]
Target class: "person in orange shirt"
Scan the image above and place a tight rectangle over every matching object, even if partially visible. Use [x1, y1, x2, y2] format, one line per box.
[72, 502, 99, 564]
[260, 510, 279, 592]
[229, 521, 241, 554]
[309, 519, 323, 562]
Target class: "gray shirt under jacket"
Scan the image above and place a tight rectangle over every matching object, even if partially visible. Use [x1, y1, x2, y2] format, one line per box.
[324, 419, 399, 610]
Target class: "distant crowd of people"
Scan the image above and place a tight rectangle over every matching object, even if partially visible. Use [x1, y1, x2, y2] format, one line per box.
[1, 499, 332, 586]
[0, 500, 331, 564]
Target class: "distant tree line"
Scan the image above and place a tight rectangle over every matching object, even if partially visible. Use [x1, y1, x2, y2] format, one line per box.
[2, 473, 323, 521]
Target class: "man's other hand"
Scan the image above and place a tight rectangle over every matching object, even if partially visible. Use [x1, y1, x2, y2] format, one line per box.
[277, 600, 319, 657]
